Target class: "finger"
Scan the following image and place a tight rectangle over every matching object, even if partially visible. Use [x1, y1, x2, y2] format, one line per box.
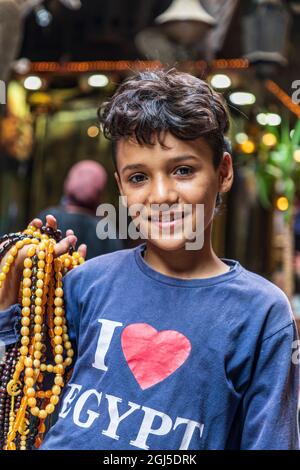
[28, 218, 43, 229]
[66, 229, 74, 237]
[54, 235, 77, 257]
[45, 214, 57, 231]
[78, 244, 87, 259]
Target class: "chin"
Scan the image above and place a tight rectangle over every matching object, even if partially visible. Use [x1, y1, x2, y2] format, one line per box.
[146, 236, 191, 252]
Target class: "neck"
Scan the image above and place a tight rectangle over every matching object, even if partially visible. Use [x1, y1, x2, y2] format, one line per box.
[143, 223, 229, 279]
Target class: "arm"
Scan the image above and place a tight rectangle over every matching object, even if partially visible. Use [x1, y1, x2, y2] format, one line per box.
[0, 267, 81, 356]
[0, 273, 79, 358]
[239, 321, 300, 450]
[0, 304, 22, 346]
[0, 300, 78, 360]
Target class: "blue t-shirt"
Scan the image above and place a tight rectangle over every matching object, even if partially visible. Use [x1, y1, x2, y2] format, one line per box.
[0, 243, 299, 450]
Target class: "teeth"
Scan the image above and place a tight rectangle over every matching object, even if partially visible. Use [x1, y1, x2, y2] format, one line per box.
[149, 213, 183, 222]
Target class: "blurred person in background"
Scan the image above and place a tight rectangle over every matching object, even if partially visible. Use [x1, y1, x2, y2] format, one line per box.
[38, 159, 124, 259]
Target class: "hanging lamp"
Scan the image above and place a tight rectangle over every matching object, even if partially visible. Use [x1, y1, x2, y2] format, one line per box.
[155, 0, 216, 46]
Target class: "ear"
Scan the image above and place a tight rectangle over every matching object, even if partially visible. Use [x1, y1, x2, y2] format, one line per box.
[114, 171, 124, 197]
[218, 152, 234, 193]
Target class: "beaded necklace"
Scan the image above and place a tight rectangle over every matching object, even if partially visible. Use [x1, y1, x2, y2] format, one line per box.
[0, 224, 84, 450]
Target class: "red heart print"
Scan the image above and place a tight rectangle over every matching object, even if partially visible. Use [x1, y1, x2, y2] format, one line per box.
[121, 323, 191, 390]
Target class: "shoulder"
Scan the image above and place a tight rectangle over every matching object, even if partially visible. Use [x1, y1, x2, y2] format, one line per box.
[238, 264, 294, 338]
[81, 246, 134, 270]
[63, 247, 135, 284]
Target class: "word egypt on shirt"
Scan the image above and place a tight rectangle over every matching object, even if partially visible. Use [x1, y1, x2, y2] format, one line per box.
[58, 318, 204, 450]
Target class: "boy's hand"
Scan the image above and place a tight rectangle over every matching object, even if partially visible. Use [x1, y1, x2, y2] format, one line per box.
[0, 214, 87, 311]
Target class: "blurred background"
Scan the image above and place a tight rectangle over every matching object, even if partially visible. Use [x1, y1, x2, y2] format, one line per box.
[1, 0, 300, 318]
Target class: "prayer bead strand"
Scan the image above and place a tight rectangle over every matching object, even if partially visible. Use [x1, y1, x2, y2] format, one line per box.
[0, 225, 84, 450]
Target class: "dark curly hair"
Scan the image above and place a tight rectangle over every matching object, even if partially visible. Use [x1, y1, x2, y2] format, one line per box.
[98, 68, 231, 211]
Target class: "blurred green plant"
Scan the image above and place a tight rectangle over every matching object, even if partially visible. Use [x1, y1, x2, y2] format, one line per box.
[255, 119, 300, 298]
[256, 119, 300, 223]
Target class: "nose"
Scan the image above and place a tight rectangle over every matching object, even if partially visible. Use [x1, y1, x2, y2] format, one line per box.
[147, 174, 178, 206]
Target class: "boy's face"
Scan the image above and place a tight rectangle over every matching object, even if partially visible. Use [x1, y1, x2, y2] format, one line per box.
[114, 132, 233, 252]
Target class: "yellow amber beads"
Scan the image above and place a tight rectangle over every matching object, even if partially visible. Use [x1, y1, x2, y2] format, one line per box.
[1, 224, 84, 450]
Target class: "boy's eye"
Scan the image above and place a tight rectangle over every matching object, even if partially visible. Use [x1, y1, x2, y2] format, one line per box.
[174, 166, 194, 176]
[128, 173, 147, 184]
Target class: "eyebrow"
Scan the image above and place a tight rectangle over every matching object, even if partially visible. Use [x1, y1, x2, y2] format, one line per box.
[121, 155, 200, 175]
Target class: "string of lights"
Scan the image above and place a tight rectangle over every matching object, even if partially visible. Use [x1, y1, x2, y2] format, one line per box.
[265, 80, 300, 119]
[26, 58, 249, 74]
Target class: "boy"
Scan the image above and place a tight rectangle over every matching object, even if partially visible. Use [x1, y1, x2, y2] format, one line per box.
[0, 69, 299, 450]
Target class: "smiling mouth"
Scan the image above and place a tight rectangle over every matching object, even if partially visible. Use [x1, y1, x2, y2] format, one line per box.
[148, 213, 186, 223]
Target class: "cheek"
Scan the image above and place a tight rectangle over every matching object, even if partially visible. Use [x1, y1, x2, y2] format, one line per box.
[120, 184, 147, 205]
[176, 177, 217, 205]
[176, 177, 218, 227]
